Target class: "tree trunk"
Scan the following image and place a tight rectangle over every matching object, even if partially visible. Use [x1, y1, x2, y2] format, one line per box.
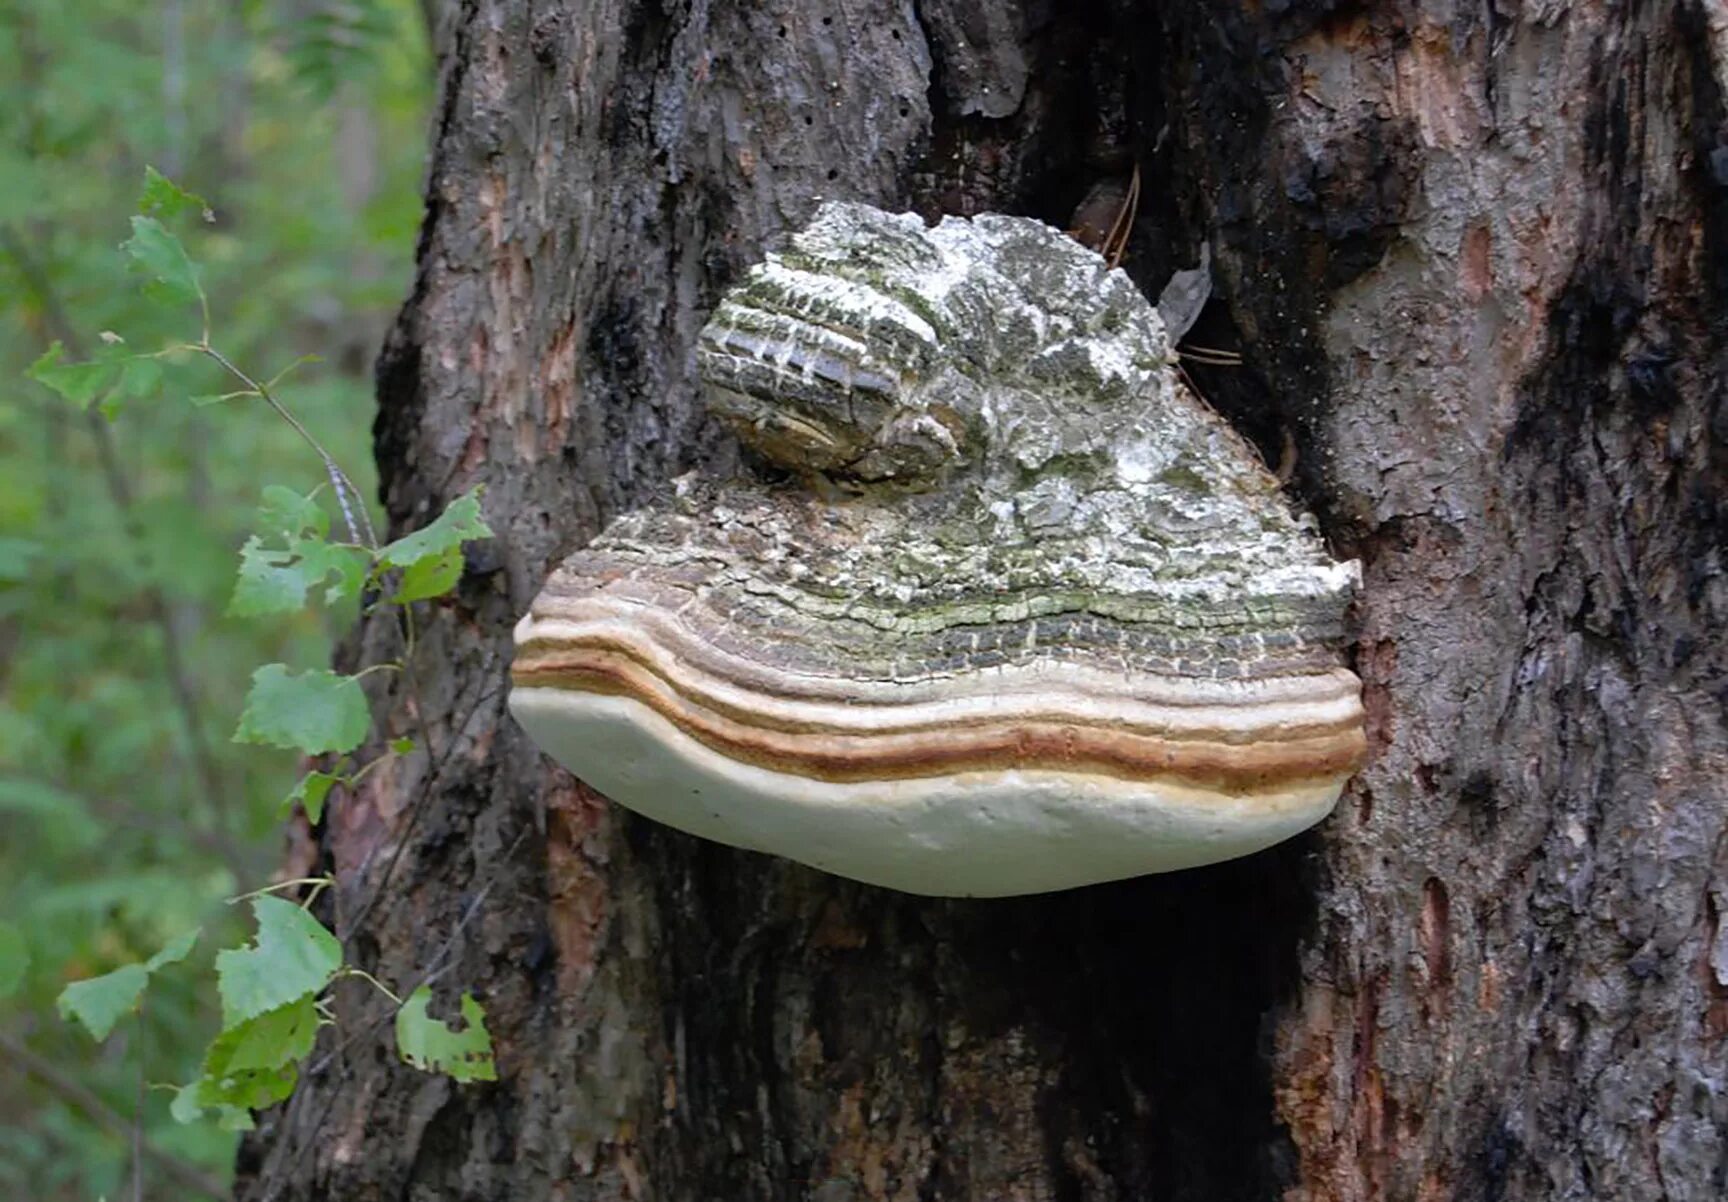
[238, 2, 1728, 1199]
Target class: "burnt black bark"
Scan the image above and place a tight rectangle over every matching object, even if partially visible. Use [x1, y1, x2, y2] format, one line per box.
[239, 3, 1728, 1200]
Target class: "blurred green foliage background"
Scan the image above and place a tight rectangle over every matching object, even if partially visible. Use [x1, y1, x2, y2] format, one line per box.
[1, 2, 433, 1195]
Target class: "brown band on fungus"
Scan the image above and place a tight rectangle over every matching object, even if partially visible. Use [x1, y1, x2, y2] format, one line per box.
[510, 634, 1362, 744]
[513, 655, 1366, 792]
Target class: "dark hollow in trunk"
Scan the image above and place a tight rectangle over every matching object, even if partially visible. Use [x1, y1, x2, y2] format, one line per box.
[239, 3, 1728, 1199]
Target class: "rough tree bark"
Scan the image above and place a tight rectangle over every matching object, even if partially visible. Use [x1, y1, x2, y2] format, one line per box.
[238, 2, 1728, 1199]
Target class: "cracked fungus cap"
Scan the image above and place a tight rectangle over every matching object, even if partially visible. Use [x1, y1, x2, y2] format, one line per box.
[510, 202, 1366, 897]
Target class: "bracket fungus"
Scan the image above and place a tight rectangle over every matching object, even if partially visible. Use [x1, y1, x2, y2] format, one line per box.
[510, 202, 1366, 897]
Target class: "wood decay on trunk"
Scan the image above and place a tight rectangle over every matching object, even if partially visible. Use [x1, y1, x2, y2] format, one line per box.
[239, 3, 1727, 1200]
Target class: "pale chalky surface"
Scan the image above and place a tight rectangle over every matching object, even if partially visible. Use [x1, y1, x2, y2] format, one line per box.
[512, 202, 1365, 895]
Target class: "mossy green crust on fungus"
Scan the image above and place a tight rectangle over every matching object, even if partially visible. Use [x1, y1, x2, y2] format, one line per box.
[577, 201, 1358, 684]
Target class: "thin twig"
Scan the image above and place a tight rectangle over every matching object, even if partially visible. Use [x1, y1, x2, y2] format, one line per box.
[2, 222, 232, 839]
[1176, 342, 1243, 366]
[0, 1029, 230, 1200]
[338, 967, 403, 1006]
[1177, 342, 1241, 362]
[197, 344, 377, 549]
[1103, 162, 1141, 270]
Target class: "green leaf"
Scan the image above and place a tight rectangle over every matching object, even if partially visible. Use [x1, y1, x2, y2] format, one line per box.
[169, 1083, 206, 1124]
[188, 999, 316, 1112]
[321, 544, 372, 604]
[233, 665, 370, 754]
[215, 996, 319, 1075]
[170, 1082, 254, 1131]
[229, 536, 319, 616]
[57, 964, 150, 1041]
[26, 342, 120, 407]
[376, 488, 491, 605]
[377, 487, 491, 569]
[115, 354, 164, 399]
[121, 215, 202, 304]
[390, 737, 415, 755]
[255, 486, 329, 541]
[138, 166, 212, 222]
[231, 490, 373, 615]
[217, 1107, 258, 1132]
[396, 988, 497, 1082]
[194, 1050, 299, 1113]
[54, 928, 196, 1039]
[0, 923, 28, 999]
[29, 342, 164, 418]
[146, 928, 200, 972]
[283, 771, 340, 824]
[390, 543, 462, 602]
[213, 896, 341, 1027]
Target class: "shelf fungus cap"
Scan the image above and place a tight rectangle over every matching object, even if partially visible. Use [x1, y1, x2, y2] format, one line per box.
[511, 202, 1366, 897]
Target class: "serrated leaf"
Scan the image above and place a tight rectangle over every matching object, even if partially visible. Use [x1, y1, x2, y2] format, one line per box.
[283, 770, 339, 824]
[378, 488, 491, 569]
[229, 537, 319, 616]
[138, 166, 212, 222]
[122, 215, 202, 304]
[396, 987, 497, 1082]
[0, 922, 28, 999]
[233, 665, 369, 754]
[321, 543, 372, 603]
[213, 896, 341, 1027]
[390, 542, 462, 602]
[216, 1106, 258, 1131]
[231, 490, 372, 614]
[57, 964, 149, 1041]
[194, 1053, 298, 1112]
[218, 995, 319, 1074]
[169, 1083, 205, 1124]
[255, 486, 328, 541]
[146, 928, 200, 972]
[27, 342, 120, 407]
[116, 355, 164, 399]
[188, 1000, 315, 1112]
[170, 1083, 255, 1131]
